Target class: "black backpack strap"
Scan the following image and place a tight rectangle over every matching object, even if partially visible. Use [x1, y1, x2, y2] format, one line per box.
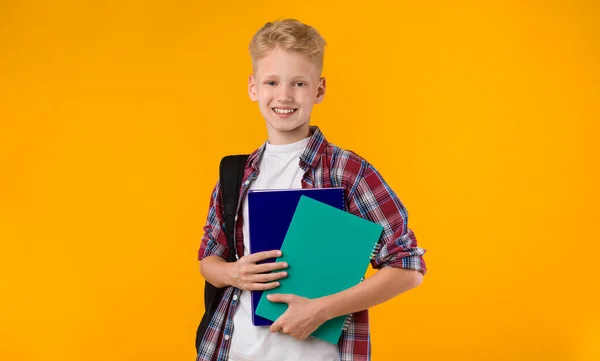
[195, 154, 249, 353]
[219, 154, 249, 262]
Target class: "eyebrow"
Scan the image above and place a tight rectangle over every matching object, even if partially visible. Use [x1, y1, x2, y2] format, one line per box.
[262, 75, 310, 81]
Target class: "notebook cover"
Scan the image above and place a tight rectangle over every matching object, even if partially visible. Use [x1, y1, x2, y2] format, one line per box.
[248, 187, 345, 327]
[255, 195, 384, 344]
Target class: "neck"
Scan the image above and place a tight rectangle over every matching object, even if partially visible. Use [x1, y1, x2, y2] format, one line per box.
[267, 124, 311, 145]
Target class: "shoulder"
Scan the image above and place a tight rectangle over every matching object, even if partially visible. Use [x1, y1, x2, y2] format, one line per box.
[328, 142, 376, 173]
[244, 142, 267, 170]
[326, 143, 379, 191]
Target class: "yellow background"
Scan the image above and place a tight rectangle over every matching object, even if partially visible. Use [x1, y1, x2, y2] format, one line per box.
[1, 1, 599, 360]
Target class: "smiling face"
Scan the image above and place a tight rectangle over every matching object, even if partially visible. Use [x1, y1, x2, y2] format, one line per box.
[248, 47, 326, 145]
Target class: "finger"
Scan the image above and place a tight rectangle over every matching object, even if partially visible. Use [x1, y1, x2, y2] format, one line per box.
[270, 319, 283, 333]
[267, 294, 294, 304]
[247, 250, 282, 263]
[247, 271, 287, 283]
[294, 333, 307, 341]
[248, 281, 281, 291]
[252, 262, 288, 274]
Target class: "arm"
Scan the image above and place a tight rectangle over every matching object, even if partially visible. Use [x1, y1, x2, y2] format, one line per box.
[197, 180, 231, 263]
[200, 252, 288, 291]
[318, 267, 422, 320]
[199, 256, 232, 288]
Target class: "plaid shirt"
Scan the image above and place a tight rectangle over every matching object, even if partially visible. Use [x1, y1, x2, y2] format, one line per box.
[197, 126, 427, 361]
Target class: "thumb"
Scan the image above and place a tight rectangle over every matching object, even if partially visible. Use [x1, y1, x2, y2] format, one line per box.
[267, 294, 294, 304]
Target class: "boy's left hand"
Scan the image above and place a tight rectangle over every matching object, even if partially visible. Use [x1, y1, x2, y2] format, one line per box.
[267, 294, 329, 340]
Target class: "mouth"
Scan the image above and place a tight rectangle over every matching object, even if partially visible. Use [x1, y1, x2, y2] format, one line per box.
[271, 107, 298, 118]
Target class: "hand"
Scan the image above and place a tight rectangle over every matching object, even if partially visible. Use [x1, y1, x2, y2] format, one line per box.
[268, 294, 329, 340]
[227, 250, 288, 291]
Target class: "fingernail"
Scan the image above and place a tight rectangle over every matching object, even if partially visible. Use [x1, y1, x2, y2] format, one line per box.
[267, 294, 273, 300]
[275, 282, 280, 286]
[281, 272, 287, 277]
[277, 251, 282, 256]
[282, 263, 288, 268]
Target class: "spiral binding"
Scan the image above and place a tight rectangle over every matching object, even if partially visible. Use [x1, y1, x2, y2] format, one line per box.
[340, 243, 382, 332]
[341, 313, 353, 331]
[369, 242, 382, 260]
[341, 244, 380, 332]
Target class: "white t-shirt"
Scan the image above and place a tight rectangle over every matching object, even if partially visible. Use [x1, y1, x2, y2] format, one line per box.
[228, 137, 340, 361]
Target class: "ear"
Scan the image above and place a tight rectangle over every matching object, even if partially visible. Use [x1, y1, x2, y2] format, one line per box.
[248, 74, 258, 102]
[315, 77, 326, 104]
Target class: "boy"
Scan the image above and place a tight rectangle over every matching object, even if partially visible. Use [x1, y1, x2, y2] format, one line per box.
[197, 19, 427, 361]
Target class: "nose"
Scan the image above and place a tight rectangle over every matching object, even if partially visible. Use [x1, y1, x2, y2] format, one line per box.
[277, 84, 293, 103]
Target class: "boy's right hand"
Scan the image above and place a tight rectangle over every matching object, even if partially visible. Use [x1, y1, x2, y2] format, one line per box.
[228, 250, 288, 291]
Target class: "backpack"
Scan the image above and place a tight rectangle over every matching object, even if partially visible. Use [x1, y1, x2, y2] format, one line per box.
[195, 154, 249, 353]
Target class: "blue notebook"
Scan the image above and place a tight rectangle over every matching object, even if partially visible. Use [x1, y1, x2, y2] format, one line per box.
[247, 187, 345, 326]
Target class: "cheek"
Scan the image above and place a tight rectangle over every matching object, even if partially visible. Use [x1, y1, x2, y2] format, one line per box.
[297, 88, 316, 104]
[258, 89, 274, 103]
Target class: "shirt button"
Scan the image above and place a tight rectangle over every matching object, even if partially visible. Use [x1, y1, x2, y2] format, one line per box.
[233, 295, 238, 301]
[224, 335, 230, 341]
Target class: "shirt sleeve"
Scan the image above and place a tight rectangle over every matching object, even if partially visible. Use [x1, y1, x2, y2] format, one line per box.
[197, 179, 231, 261]
[347, 165, 427, 274]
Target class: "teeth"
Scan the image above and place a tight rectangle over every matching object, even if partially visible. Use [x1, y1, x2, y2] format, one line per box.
[273, 108, 296, 114]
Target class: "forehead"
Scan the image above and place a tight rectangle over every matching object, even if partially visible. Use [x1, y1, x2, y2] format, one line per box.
[255, 47, 319, 78]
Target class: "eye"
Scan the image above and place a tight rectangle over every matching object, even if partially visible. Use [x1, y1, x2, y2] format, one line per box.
[265, 81, 277, 86]
[295, 82, 307, 87]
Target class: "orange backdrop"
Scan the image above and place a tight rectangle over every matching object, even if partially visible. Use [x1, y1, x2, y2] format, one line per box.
[1, 1, 599, 360]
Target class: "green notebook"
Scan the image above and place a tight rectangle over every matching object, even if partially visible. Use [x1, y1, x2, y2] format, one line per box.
[255, 195, 384, 344]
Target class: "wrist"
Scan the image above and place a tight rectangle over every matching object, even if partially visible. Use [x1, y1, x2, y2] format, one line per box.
[315, 295, 336, 322]
[223, 261, 237, 287]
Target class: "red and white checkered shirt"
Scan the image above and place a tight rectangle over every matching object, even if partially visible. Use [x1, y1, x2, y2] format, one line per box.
[197, 126, 427, 361]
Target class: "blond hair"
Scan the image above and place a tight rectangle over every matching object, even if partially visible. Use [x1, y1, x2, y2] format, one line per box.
[249, 19, 326, 74]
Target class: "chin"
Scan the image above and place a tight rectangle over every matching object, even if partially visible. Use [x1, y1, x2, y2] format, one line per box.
[269, 120, 309, 133]
[262, 113, 307, 131]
